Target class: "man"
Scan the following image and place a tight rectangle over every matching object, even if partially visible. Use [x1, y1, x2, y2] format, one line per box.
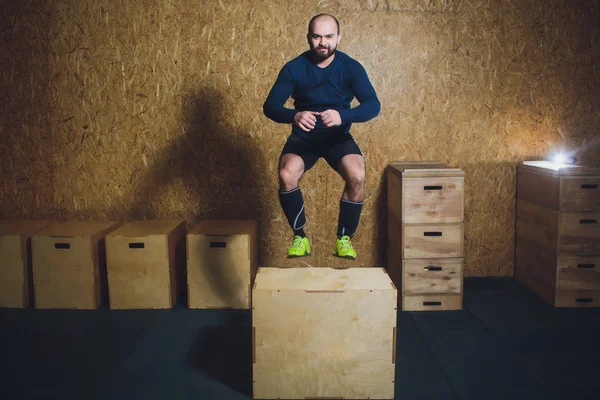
[263, 13, 380, 260]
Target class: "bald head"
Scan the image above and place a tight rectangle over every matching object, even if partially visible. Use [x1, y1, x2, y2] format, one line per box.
[308, 14, 340, 35]
[306, 14, 341, 64]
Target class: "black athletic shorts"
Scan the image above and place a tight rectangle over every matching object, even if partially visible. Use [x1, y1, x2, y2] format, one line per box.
[279, 133, 363, 172]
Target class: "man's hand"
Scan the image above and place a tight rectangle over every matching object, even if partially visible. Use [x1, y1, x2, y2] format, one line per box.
[319, 109, 341, 127]
[293, 111, 320, 132]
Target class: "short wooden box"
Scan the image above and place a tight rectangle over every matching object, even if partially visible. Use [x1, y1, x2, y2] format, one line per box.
[0, 220, 52, 308]
[252, 267, 397, 400]
[388, 161, 464, 224]
[402, 258, 463, 294]
[31, 221, 121, 309]
[517, 161, 600, 211]
[187, 220, 257, 309]
[388, 162, 465, 311]
[106, 220, 186, 309]
[401, 223, 464, 259]
[516, 200, 600, 255]
[515, 238, 600, 307]
[402, 294, 463, 311]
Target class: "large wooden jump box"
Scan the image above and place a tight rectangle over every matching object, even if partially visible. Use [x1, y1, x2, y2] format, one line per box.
[387, 162, 465, 311]
[106, 220, 186, 309]
[187, 220, 257, 309]
[31, 221, 121, 309]
[516, 161, 600, 307]
[0, 220, 52, 308]
[252, 267, 397, 400]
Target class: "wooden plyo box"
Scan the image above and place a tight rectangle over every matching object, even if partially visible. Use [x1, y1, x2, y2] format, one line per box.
[252, 267, 397, 400]
[31, 221, 121, 309]
[187, 220, 257, 309]
[515, 161, 600, 307]
[0, 220, 52, 308]
[106, 220, 186, 309]
[388, 161, 465, 311]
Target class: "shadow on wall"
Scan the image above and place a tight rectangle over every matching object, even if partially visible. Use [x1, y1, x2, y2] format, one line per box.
[114, 86, 264, 395]
[118, 86, 268, 305]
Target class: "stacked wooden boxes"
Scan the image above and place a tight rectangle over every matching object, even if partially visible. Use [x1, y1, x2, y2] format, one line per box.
[387, 162, 465, 311]
[31, 221, 121, 309]
[106, 220, 186, 309]
[515, 161, 600, 307]
[186, 220, 257, 309]
[0, 220, 51, 308]
[252, 267, 397, 400]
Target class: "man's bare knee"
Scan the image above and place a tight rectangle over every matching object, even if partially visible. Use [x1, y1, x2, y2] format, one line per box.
[279, 168, 300, 190]
[279, 155, 304, 191]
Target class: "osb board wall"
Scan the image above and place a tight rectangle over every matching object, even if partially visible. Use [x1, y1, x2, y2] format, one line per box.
[1, 0, 598, 276]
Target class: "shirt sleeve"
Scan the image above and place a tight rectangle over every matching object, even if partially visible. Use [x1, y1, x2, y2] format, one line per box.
[263, 65, 297, 124]
[338, 61, 381, 125]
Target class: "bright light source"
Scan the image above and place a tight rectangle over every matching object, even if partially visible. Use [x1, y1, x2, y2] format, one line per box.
[552, 153, 565, 166]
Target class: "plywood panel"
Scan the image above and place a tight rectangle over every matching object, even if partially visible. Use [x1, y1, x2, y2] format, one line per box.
[0, 220, 53, 307]
[1, 1, 599, 276]
[560, 177, 600, 211]
[32, 236, 97, 309]
[187, 221, 255, 309]
[514, 238, 557, 306]
[106, 220, 186, 309]
[254, 266, 395, 291]
[559, 213, 600, 255]
[402, 258, 463, 294]
[557, 256, 600, 291]
[253, 267, 396, 399]
[555, 291, 600, 308]
[402, 223, 463, 259]
[402, 294, 462, 311]
[402, 177, 464, 224]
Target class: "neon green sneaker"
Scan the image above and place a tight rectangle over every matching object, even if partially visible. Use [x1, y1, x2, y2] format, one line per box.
[287, 235, 311, 258]
[333, 235, 357, 259]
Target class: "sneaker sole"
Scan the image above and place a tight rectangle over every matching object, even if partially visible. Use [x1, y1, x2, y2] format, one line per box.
[287, 252, 311, 258]
[333, 253, 356, 260]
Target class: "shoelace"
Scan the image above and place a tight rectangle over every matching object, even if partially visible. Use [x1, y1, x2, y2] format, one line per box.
[339, 238, 352, 249]
[292, 237, 304, 247]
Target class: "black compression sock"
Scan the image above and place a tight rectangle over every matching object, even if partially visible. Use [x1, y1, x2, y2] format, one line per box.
[293, 228, 306, 238]
[279, 187, 307, 234]
[337, 199, 364, 238]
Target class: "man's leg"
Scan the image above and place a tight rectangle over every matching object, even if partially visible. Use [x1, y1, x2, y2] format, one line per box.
[279, 153, 307, 237]
[325, 135, 365, 259]
[278, 135, 319, 257]
[337, 154, 365, 239]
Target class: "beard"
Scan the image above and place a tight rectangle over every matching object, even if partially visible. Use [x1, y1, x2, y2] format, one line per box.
[311, 44, 337, 62]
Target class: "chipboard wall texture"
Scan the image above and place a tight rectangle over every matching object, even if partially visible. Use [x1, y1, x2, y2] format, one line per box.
[1, 0, 598, 275]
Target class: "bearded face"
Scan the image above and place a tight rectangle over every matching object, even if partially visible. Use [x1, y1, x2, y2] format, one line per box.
[309, 39, 338, 62]
[307, 16, 341, 64]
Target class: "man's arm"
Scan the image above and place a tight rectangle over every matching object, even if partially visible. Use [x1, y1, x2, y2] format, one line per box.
[263, 66, 298, 124]
[338, 62, 381, 125]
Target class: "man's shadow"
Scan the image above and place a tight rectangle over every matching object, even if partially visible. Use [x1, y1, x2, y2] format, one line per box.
[110, 86, 264, 396]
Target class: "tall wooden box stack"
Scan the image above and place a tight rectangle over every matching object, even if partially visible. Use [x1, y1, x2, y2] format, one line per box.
[186, 220, 257, 309]
[106, 220, 186, 309]
[515, 161, 600, 307]
[0, 220, 50, 308]
[387, 161, 465, 311]
[31, 221, 121, 309]
[252, 267, 397, 400]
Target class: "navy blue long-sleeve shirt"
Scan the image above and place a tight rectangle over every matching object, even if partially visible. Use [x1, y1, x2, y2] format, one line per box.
[263, 50, 381, 141]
